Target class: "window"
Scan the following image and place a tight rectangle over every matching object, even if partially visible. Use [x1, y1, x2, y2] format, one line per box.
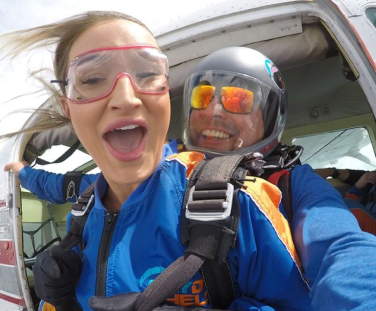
[292, 127, 376, 170]
[366, 7, 376, 28]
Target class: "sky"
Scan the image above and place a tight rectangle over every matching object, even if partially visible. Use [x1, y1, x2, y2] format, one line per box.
[0, 0, 224, 134]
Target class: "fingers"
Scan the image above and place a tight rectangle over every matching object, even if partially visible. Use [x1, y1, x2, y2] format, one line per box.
[3, 161, 29, 176]
[37, 251, 62, 278]
[51, 246, 82, 275]
[356, 172, 376, 189]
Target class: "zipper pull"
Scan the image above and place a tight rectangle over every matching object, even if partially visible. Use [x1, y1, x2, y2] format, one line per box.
[106, 212, 113, 224]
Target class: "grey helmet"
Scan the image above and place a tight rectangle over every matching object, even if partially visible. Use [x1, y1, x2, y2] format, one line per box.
[182, 47, 287, 158]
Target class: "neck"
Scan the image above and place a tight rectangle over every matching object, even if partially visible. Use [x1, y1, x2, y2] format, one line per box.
[103, 181, 138, 213]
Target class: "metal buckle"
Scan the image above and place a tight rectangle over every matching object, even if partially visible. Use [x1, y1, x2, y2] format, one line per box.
[71, 194, 94, 217]
[185, 183, 234, 222]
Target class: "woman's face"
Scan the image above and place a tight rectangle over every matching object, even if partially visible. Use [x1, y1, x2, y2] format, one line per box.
[63, 20, 170, 194]
[189, 98, 264, 152]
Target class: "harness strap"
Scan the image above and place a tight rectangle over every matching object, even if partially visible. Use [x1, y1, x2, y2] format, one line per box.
[59, 183, 95, 250]
[135, 255, 205, 311]
[135, 155, 244, 311]
[35, 140, 81, 166]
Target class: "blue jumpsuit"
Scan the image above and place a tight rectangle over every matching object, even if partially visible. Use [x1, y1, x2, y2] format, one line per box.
[21, 142, 376, 311]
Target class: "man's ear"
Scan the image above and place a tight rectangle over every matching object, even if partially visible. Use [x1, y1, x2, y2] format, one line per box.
[60, 97, 71, 118]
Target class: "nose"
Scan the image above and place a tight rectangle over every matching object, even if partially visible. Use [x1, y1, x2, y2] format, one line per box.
[209, 97, 227, 118]
[108, 74, 142, 110]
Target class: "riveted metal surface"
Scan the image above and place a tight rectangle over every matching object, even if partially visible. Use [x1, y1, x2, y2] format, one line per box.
[0, 240, 15, 265]
[0, 291, 24, 310]
[0, 265, 22, 298]
[0, 209, 11, 240]
[336, 0, 374, 16]
[154, 0, 310, 36]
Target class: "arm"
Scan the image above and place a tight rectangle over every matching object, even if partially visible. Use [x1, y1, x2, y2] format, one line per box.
[5, 161, 98, 204]
[291, 164, 376, 310]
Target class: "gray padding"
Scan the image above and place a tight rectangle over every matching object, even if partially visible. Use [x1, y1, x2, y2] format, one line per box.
[31, 124, 77, 151]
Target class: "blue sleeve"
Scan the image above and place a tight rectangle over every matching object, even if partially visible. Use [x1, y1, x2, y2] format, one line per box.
[18, 166, 98, 204]
[291, 164, 376, 310]
[229, 297, 277, 310]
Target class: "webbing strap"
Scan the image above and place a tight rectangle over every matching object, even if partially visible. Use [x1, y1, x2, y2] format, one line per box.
[59, 183, 95, 250]
[201, 260, 235, 309]
[135, 254, 205, 311]
[183, 155, 243, 308]
[35, 140, 81, 166]
[134, 155, 243, 311]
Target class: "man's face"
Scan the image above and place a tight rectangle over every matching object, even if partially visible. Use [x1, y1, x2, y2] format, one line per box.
[188, 81, 264, 152]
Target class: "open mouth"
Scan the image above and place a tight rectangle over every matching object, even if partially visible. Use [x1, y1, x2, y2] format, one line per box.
[202, 129, 233, 140]
[103, 124, 146, 155]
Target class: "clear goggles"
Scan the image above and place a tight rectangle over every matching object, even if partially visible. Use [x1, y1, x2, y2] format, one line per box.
[54, 46, 169, 104]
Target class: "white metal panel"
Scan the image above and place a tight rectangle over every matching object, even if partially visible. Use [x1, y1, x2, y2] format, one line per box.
[154, 0, 310, 36]
[0, 295, 24, 311]
[335, 0, 376, 16]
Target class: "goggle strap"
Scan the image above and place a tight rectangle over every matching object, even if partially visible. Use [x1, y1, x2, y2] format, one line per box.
[51, 79, 68, 86]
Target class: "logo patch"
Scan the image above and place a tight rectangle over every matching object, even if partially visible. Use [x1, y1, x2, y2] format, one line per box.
[265, 59, 285, 90]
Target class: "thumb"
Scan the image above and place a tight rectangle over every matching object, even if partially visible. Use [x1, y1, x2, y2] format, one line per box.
[51, 245, 82, 273]
[37, 251, 61, 278]
[89, 292, 140, 311]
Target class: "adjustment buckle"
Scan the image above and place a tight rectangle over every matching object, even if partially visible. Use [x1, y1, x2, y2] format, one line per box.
[185, 183, 234, 222]
[71, 194, 95, 217]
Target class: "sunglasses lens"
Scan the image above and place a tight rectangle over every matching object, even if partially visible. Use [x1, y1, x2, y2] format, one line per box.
[221, 87, 254, 113]
[191, 85, 215, 109]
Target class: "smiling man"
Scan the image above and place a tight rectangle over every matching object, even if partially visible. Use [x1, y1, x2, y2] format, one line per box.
[183, 47, 284, 158]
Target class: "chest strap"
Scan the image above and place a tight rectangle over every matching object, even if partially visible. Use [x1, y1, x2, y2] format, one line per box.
[135, 154, 246, 311]
[59, 183, 95, 250]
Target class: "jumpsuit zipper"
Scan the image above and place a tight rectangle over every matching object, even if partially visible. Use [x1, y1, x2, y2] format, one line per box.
[95, 212, 119, 296]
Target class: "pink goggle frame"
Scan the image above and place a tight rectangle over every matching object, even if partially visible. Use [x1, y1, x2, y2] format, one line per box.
[52, 46, 169, 104]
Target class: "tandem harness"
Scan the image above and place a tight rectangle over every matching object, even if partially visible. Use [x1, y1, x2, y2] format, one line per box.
[58, 144, 303, 310]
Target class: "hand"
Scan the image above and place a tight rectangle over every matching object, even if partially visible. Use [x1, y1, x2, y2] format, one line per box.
[4, 161, 29, 177]
[355, 171, 376, 190]
[33, 245, 82, 307]
[89, 293, 222, 311]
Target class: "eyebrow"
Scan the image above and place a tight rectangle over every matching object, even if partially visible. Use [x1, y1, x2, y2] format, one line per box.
[74, 54, 102, 67]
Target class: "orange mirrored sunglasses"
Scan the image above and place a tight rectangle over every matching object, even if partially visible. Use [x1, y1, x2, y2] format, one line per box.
[191, 85, 254, 114]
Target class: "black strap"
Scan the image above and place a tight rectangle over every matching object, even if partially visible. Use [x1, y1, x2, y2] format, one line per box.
[200, 260, 235, 309]
[59, 183, 95, 250]
[134, 155, 244, 311]
[135, 255, 205, 311]
[35, 140, 81, 166]
[63, 171, 84, 202]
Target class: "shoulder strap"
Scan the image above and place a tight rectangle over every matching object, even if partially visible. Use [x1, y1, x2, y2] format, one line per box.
[135, 154, 246, 311]
[59, 183, 95, 250]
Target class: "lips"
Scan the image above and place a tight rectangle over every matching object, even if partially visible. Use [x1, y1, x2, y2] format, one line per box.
[102, 119, 147, 162]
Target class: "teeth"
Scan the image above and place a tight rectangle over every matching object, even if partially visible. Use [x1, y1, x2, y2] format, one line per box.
[114, 124, 139, 131]
[202, 129, 230, 139]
